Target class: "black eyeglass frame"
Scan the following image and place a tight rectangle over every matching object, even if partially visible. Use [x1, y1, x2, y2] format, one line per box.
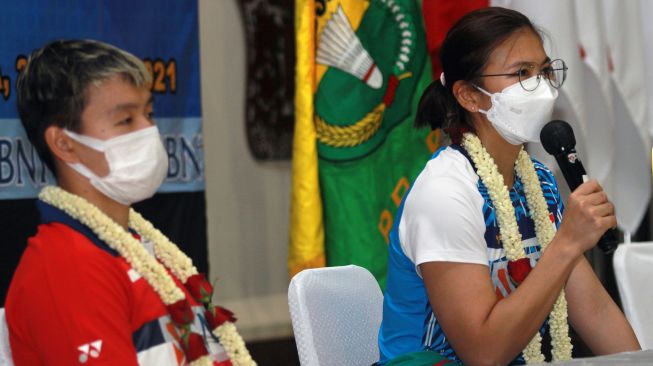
[476, 58, 568, 91]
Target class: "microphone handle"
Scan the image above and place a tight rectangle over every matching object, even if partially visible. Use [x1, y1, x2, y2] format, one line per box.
[553, 151, 618, 254]
[554, 150, 586, 192]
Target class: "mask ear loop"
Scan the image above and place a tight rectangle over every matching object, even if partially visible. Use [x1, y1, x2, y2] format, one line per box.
[472, 84, 492, 114]
[63, 129, 108, 152]
[62, 129, 113, 180]
[473, 84, 492, 97]
[68, 161, 101, 180]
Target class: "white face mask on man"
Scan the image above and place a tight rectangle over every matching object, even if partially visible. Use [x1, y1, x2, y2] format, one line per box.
[64, 126, 169, 205]
[475, 75, 559, 145]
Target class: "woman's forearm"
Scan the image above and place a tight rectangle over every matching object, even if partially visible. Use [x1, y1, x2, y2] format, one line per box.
[423, 236, 584, 365]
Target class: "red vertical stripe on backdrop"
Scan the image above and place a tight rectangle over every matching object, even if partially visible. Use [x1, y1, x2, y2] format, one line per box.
[422, 0, 489, 78]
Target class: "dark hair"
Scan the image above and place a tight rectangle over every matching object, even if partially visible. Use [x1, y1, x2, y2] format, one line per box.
[415, 7, 540, 142]
[16, 39, 151, 175]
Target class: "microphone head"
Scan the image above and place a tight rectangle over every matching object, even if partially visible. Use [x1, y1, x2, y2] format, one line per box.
[540, 120, 576, 155]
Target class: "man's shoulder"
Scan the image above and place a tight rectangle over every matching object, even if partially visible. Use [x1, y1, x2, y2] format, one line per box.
[31, 222, 118, 256]
[24, 222, 94, 253]
[7, 222, 130, 313]
[33, 221, 90, 244]
[11, 222, 123, 286]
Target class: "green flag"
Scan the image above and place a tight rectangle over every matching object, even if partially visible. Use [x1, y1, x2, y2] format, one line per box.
[314, 0, 439, 288]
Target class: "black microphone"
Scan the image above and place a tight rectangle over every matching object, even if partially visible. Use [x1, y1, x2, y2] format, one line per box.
[540, 120, 618, 254]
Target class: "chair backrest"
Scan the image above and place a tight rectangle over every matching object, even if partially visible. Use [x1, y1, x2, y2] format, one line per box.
[0, 308, 15, 366]
[613, 243, 653, 349]
[288, 265, 384, 366]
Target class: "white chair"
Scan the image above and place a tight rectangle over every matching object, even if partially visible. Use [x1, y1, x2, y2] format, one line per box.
[288, 265, 384, 366]
[0, 308, 14, 366]
[613, 242, 653, 349]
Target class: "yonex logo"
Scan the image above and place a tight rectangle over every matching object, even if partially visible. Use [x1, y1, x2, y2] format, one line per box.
[78, 340, 102, 363]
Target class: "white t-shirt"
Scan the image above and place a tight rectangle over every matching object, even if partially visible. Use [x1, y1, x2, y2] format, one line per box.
[399, 147, 487, 275]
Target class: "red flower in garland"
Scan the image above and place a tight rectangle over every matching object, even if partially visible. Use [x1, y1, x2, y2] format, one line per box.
[181, 332, 210, 362]
[508, 258, 532, 286]
[185, 273, 214, 305]
[166, 298, 195, 326]
[205, 306, 237, 329]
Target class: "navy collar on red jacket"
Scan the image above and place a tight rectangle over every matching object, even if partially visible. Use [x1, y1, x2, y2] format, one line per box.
[37, 199, 120, 257]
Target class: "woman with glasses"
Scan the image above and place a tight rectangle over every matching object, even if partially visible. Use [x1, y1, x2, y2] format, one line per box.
[377, 7, 640, 366]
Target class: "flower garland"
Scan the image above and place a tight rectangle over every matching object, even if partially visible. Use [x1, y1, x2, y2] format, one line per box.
[39, 186, 256, 366]
[461, 133, 572, 363]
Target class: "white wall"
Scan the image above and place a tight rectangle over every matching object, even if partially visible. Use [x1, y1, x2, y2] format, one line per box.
[199, 0, 293, 341]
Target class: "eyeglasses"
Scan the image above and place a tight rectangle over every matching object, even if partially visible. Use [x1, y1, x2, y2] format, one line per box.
[477, 58, 568, 91]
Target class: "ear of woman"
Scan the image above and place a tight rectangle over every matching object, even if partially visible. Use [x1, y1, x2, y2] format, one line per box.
[452, 80, 482, 113]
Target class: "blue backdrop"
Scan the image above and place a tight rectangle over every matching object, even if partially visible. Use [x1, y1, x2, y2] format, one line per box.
[0, 0, 204, 199]
[0, 0, 208, 306]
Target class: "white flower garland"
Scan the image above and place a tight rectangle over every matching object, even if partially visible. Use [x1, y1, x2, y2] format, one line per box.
[39, 186, 256, 366]
[461, 133, 572, 363]
[214, 323, 255, 365]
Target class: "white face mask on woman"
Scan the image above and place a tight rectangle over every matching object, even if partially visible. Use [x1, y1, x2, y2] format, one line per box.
[475, 75, 558, 145]
[64, 126, 169, 205]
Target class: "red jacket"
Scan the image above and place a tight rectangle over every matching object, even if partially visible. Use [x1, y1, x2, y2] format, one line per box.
[6, 202, 229, 365]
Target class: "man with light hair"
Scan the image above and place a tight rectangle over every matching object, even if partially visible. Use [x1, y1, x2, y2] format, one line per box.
[5, 40, 246, 366]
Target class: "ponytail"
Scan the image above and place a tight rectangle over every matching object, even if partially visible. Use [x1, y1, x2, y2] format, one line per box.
[415, 77, 471, 144]
[415, 78, 460, 131]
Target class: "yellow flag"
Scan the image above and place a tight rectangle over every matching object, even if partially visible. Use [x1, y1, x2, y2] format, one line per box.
[289, 0, 436, 285]
[288, 0, 325, 278]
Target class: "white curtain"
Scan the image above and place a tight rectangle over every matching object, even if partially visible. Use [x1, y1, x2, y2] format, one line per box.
[497, 0, 652, 237]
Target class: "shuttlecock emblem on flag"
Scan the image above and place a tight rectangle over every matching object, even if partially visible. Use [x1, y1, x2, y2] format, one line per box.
[314, 0, 425, 161]
[317, 5, 383, 89]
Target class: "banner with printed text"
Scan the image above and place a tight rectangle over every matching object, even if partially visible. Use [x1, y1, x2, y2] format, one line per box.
[0, 0, 203, 199]
[0, 0, 207, 306]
